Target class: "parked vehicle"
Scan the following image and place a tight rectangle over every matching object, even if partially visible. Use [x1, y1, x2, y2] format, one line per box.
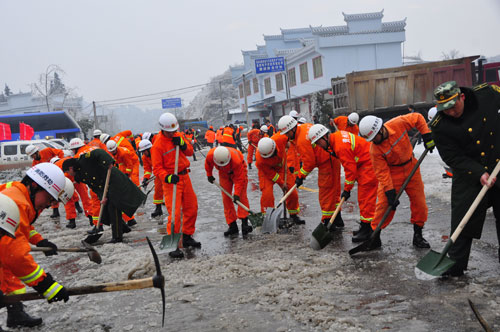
[0, 140, 63, 171]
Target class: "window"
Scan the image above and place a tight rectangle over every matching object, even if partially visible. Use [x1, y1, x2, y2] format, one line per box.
[313, 56, 323, 79]
[300, 62, 309, 83]
[244, 80, 251, 96]
[276, 74, 284, 91]
[288, 67, 296, 87]
[253, 78, 259, 94]
[238, 84, 243, 98]
[4, 145, 17, 155]
[485, 69, 499, 83]
[264, 78, 272, 95]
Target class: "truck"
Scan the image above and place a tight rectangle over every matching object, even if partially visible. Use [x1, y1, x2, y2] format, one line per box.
[331, 56, 500, 119]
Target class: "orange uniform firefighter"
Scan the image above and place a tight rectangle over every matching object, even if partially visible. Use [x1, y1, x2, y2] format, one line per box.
[215, 127, 223, 146]
[205, 146, 252, 236]
[26, 145, 64, 166]
[139, 139, 164, 218]
[359, 113, 433, 250]
[184, 129, 197, 161]
[308, 125, 378, 241]
[332, 113, 360, 135]
[246, 124, 262, 168]
[88, 129, 107, 149]
[205, 126, 216, 148]
[151, 113, 200, 253]
[220, 125, 237, 148]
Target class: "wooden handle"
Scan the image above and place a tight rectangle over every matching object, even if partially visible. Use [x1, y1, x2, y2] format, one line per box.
[97, 167, 113, 228]
[327, 197, 345, 227]
[214, 181, 251, 212]
[277, 184, 297, 206]
[169, 146, 180, 239]
[31, 247, 92, 253]
[450, 160, 500, 243]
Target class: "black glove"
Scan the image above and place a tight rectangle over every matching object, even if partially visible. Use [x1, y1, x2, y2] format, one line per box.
[289, 167, 295, 174]
[341, 190, 351, 201]
[50, 285, 69, 303]
[36, 239, 58, 256]
[165, 174, 179, 184]
[233, 195, 240, 203]
[385, 189, 400, 210]
[422, 133, 435, 152]
[142, 178, 148, 187]
[295, 176, 304, 188]
[33, 273, 69, 303]
[207, 175, 215, 184]
[172, 136, 187, 151]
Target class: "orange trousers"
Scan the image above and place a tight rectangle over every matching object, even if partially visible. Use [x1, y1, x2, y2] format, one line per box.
[259, 169, 299, 215]
[163, 173, 198, 236]
[64, 189, 80, 220]
[247, 143, 257, 165]
[356, 161, 378, 225]
[74, 182, 92, 216]
[219, 174, 249, 224]
[318, 158, 341, 219]
[371, 160, 427, 230]
[90, 190, 101, 226]
[152, 175, 164, 205]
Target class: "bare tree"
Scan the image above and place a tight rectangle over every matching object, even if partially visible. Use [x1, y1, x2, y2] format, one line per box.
[441, 49, 462, 60]
[31, 64, 65, 112]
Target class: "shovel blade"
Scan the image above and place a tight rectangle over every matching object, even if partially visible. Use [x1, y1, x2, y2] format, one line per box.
[262, 206, 283, 234]
[415, 249, 456, 278]
[248, 212, 264, 228]
[159, 233, 181, 250]
[310, 223, 333, 250]
[83, 232, 103, 244]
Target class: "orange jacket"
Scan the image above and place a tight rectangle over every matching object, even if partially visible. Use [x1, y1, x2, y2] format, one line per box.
[255, 140, 286, 187]
[205, 147, 247, 197]
[111, 146, 138, 176]
[328, 131, 372, 192]
[0, 182, 47, 288]
[370, 113, 430, 192]
[221, 127, 236, 145]
[289, 123, 316, 178]
[185, 133, 194, 144]
[215, 128, 223, 142]
[111, 132, 135, 153]
[333, 116, 359, 135]
[32, 147, 64, 166]
[142, 153, 153, 179]
[88, 138, 107, 149]
[151, 132, 193, 181]
[247, 128, 261, 145]
[205, 129, 216, 143]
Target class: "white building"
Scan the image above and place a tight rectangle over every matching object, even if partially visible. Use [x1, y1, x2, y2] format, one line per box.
[230, 10, 406, 124]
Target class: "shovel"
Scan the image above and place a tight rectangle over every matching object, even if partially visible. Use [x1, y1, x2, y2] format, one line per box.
[349, 148, 429, 256]
[262, 184, 297, 234]
[160, 146, 182, 250]
[415, 160, 500, 279]
[31, 241, 102, 264]
[84, 166, 112, 244]
[213, 181, 263, 227]
[310, 197, 345, 250]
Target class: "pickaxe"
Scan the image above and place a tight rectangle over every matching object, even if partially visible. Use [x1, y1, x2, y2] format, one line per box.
[5, 237, 166, 327]
[31, 241, 102, 264]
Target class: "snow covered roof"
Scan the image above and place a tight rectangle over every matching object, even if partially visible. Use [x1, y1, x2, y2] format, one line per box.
[342, 10, 384, 21]
[263, 34, 283, 41]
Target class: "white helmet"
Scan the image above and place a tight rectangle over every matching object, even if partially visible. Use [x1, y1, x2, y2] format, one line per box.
[50, 156, 60, 164]
[428, 107, 438, 121]
[260, 125, 268, 132]
[213, 146, 231, 167]
[0, 194, 20, 238]
[348, 113, 359, 125]
[26, 144, 39, 157]
[308, 124, 329, 144]
[298, 117, 307, 124]
[159, 113, 179, 132]
[93, 129, 102, 137]
[59, 177, 75, 205]
[69, 138, 84, 150]
[278, 115, 298, 135]
[106, 140, 118, 152]
[26, 162, 66, 200]
[257, 137, 276, 158]
[142, 132, 152, 141]
[138, 139, 152, 152]
[100, 133, 110, 143]
[359, 115, 383, 142]
[289, 110, 299, 119]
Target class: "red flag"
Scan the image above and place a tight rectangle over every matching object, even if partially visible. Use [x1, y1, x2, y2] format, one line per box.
[0, 122, 12, 140]
[19, 122, 34, 140]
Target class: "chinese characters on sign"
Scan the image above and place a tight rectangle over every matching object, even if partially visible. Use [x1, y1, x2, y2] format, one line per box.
[255, 57, 285, 74]
[162, 98, 182, 109]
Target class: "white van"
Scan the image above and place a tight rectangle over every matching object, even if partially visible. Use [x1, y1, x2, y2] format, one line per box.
[0, 140, 63, 171]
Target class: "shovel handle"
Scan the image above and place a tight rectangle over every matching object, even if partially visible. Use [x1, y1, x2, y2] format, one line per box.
[213, 181, 251, 213]
[97, 166, 113, 228]
[141, 175, 156, 189]
[450, 160, 500, 243]
[277, 184, 297, 206]
[31, 247, 94, 253]
[327, 197, 345, 228]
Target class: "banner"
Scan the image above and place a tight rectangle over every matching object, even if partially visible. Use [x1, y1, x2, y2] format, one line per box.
[0, 122, 11, 140]
[19, 122, 34, 140]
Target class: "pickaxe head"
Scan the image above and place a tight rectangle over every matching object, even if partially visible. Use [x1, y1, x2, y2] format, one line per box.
[81, 240, 102, 264]
[146, 237, 165, 327]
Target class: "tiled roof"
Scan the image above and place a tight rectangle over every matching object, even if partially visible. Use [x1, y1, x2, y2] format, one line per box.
[342, 10, 384, 21]
[263, 34, 283, 40]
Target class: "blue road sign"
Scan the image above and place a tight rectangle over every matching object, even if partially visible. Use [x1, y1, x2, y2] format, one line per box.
[162, 98, 182, 109]
[255, 57, 285, 74]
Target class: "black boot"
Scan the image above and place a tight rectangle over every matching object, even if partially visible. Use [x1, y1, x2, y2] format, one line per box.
[6, 303, 42, 328]
[168, 248, 184, 259]
[353, 223, 362, 236]
[182, 234, 201, 248]
[122, 221, 131, 233]
[291, 214, 305, 225]
[333, 211, 344, 228]
[87, 224, 103, 234]
[66, 219, 76, 229]
[127, 219, 137, 227]
[352, 222, 373, 243]
[50, 208, 60, 219]
[75, 201, 83, 214]
[224, 221, 239, 237]
[365, 230, 382, 251]
[413, 224, 430, 248]
[87, 215, 94, 227]
[322, 218, 337, 233]
[241, 218, 253, 235]
[151, 204, 163, 218]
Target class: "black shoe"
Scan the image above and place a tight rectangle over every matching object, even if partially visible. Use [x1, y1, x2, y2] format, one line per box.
[353, 223, 362, 236]
[413, 224, 430, 248]
[122, 222, 131, 234]
[66, 219, 76, 229]
[127, 219, 137, 227]
[291, 214, 305, 225]
[182, 234, 201, 248]
[151, 205, 163, 218]
[224, 221, 239, 237]
[87, 225, 103, 235]
[241, 218, 253, 235]
[87, 215, 94, 227]
[333, 211, 344, 228]
[50, 208, 60, 219]
[6, 303, 42, 328]
[75, 201, 83, 214]
[352, 222, 373, 242]
[441, 265, 464, 277]
[365, 231, 382, 251]
[168, 248, 184, 259]
[108, 238, 123, 244]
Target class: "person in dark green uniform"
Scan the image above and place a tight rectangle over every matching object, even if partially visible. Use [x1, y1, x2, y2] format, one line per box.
[431, 81, 500, 277]
[62, 148, 146, 243]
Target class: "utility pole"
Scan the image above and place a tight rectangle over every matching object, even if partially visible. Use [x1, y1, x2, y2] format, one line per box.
[284, 59, 292, 115]
[92, 101, 98, 129]
[219, 81, 225, 126]
[243, 73, 250, 128]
